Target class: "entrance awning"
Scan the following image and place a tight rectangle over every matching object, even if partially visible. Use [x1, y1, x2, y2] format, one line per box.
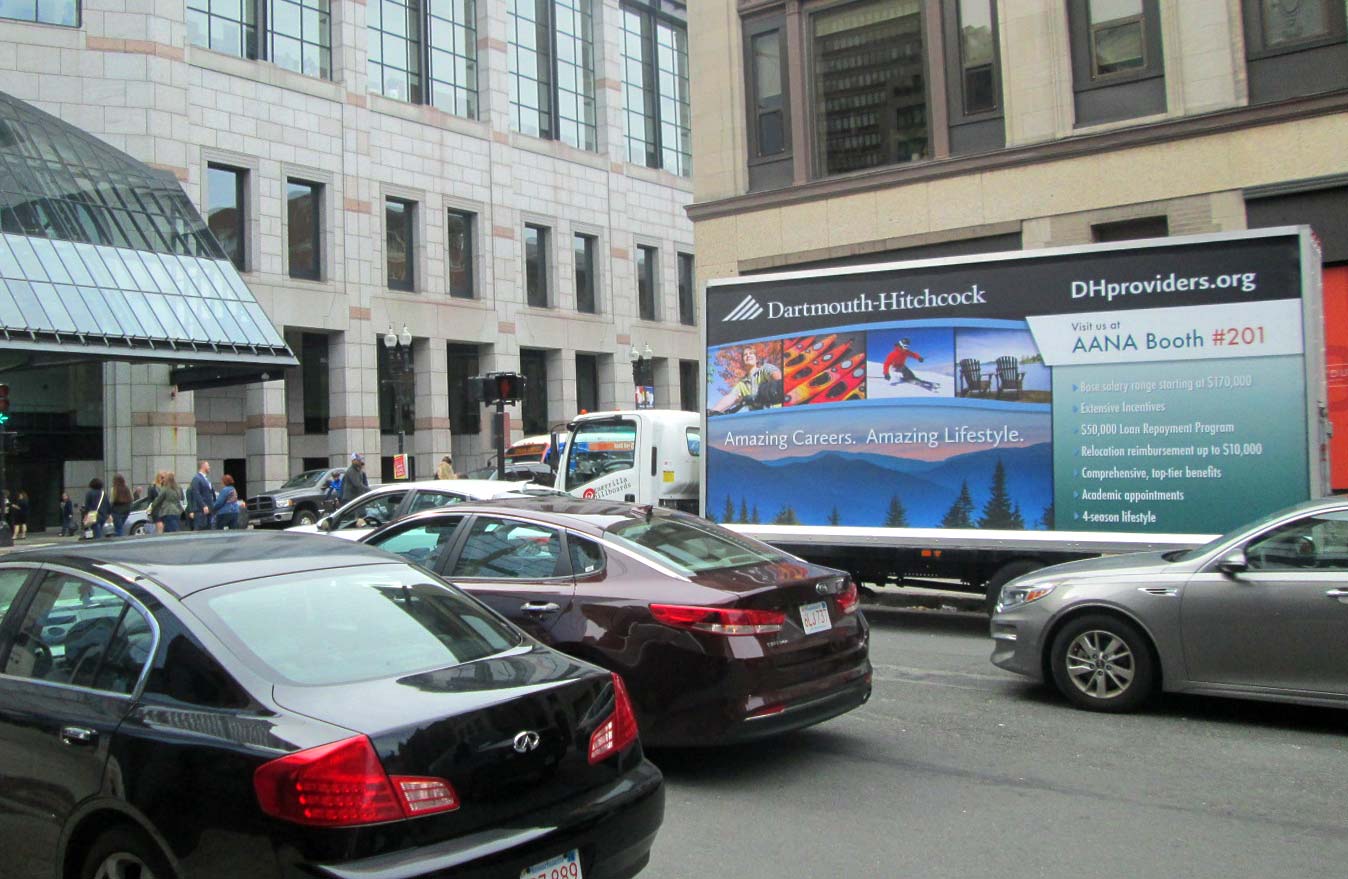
[0, 91, 296, 376]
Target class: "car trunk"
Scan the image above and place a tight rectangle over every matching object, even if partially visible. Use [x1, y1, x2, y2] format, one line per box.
[270, 648, 629, 841]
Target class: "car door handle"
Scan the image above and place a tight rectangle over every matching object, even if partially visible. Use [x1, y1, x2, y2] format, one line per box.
[521, 601, 561, 614]
[60, 726, 97, 747]
[1327, 589, 1348, 600]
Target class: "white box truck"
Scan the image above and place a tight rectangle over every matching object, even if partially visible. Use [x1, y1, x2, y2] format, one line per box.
[556, 228, 1329, 609]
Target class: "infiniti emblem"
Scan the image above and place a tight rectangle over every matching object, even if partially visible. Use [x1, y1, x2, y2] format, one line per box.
[816, 582, 831, 595]
[513, 730, 541, 753]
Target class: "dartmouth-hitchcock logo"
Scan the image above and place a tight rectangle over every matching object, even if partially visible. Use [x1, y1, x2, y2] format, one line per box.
[723, 294, 764, 322]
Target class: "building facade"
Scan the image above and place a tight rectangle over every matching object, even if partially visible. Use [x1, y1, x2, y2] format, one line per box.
[689, 0, 1347, 275]
[0, 0, 698, 515]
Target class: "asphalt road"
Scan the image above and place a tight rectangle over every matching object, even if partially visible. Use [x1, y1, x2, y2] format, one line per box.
[641, 607, 1348, 879]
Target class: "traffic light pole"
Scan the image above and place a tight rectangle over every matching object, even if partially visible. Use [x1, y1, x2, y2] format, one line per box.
[495, 397, 507, 482]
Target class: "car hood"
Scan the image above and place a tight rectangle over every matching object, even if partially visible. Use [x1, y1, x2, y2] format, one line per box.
[288, 524, 368, 541]
[260, 485, 319, 500]
[1018, 550, 1196, 584]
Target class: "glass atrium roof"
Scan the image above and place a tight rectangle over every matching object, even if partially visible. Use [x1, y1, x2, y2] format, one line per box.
[0, 91, 295, 368]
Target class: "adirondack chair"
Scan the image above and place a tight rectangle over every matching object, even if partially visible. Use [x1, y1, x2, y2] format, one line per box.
[995, 355, 1025, 399]
[958, 358, 992, 397]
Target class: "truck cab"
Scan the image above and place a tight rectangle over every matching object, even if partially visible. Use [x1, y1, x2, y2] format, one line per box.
[554, 410, 700, 511]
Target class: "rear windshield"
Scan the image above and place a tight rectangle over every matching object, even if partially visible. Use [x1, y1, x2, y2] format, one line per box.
[605, 515, 785, 575]
[188, 564, 522, 686]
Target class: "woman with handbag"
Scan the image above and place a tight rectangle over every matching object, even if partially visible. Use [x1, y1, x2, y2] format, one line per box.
[82, 478, 111, 539]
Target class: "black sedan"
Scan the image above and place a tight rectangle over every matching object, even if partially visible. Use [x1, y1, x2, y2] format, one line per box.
[362, 498, 872, 746]
[0, 532, 662, 879]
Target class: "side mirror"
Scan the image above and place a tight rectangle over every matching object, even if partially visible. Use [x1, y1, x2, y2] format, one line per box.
[317, 517, 331, 532]
[1217, 549, 1248, 574]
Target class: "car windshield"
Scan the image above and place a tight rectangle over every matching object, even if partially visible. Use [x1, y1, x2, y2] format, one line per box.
[188, 564, 522, 686]
[1171, 503, 1318, 562]
[279, 469, 327, 490]
[604, 514, 786, 575]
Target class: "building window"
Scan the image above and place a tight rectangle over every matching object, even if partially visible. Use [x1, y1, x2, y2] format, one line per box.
[679, 359, 698, 412]
[1067, 0, 1165, 124]
[525, 224, 550, 308]
[368, 0, 478, 115]
[187, 0, 331, 79]
[1085, 0, 1146, 77]
[377, 340, 416, 435]
[576, 353, 599, 414]
[636, 244, 657, 322]
[520, 349, 549, 435]
[812, 0, 929, 176]
[301, 332, 330, 434]
[446, 209, 475, 298]
[574, 233, 597, 314]
[447, 343, 481, 435]
[386, 197, 415, 291]
[953, 0, 998, 114]
[1241, 1, 1348, 102]
[287, 179, 321, 280]
[620, 3, 691, 175]
[206, 164, 247, 271]
[746, 25, 787, 158]
[508, 0, 598, 151]
[1091, 216, 1169, 242]
[677, 251, 694, 326]
[0, 0, 77, 26]
[1252, 0, 1343, 49]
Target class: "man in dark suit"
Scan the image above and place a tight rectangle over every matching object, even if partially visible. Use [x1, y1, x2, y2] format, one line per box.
[189, 459, 216, 531]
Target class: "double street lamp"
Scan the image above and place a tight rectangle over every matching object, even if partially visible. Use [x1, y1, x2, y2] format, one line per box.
[382, 324, 414, 455]
[629, 342, 654, 409]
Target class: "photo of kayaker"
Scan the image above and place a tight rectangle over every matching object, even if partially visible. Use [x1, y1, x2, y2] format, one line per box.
[708, 341, 785, 414]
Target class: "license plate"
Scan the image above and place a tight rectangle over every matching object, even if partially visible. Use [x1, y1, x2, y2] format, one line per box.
[520, 849, 582, 879]
[799, 601, 831, 635]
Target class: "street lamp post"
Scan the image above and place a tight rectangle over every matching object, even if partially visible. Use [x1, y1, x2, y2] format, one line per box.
[382, 324, 414, 456]
[629, 342, 654, 408]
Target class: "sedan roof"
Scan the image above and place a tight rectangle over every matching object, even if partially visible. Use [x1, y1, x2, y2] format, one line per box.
[386, 496, 670, 534]
[6, 531, 400, 597]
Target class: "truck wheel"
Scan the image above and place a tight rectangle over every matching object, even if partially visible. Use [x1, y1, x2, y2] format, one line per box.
[292, 508, 318, 527]
[1048, 614, 1155, 713]
[983, 560, 1043, 614]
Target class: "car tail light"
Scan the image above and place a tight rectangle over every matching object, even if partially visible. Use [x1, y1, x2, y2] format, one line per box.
[254, 735, 459, 827]
[649, 603, 786, 635]
[836, 580, 860, 615]
[589, 673, 639, 765]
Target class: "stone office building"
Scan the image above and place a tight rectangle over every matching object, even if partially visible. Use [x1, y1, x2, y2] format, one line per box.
[687, 0, 1348, 484]
[0, 0, 700, 523]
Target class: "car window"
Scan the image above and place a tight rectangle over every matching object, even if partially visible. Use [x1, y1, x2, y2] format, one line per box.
[189, 564, 522, 686]
[335, 491, 407, 529]
[452, 517, 566, 579]
[1245, 511, 1348, 572]
[370, 517, 465, 569]
[686, 427, 701, 457]
[569, 534, 605, 576]
[0, 568, 30, 626]
[566, 420, 637, 488]
[605, 514, 785, 575]
[407, 491, 465, 514]
[2, 573, 153, 695]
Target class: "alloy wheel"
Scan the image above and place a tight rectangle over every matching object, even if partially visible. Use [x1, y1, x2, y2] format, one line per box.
[1064, 629, 1135, 699]
[92, 852, 157, 879]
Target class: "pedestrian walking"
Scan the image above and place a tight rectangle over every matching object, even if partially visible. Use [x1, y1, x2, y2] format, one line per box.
[110, 474, 133, 537]
[436, 455, 457, 480]
[59, 492, 75, 537]
[146, 480, 159, 503]
[322, 468, 343, 513]
[10, 490, 29, 540]
[82, 478, 111, 539]
[189, 460, 216, 531]
[212, 474, 241, 530]
[150, 471, 185, 534]
[340, 453, 370, 503]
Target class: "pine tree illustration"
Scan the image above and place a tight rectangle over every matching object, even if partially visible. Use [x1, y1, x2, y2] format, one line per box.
[739, 498, 750, 524]
[941, 480, 975, 528]
[977, 460, 1020, 529]
[1038, 502, 1054, 529]
[883, 495, 908, 527]
[828, 506, 842, 526]
[751, 504, 760, 524]
[721, 495, 735, 524]
[772, 505, 800, 525]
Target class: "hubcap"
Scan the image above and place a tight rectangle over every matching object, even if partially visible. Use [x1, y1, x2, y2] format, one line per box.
[93, 853, 156, 879]
[1064, 629, 1135, 700]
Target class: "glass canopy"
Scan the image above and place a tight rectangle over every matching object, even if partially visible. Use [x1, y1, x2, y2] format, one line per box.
[0, 90, 295, 368]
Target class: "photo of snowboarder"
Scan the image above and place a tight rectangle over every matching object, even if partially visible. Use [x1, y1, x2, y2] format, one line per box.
[866, 327, 955, 400]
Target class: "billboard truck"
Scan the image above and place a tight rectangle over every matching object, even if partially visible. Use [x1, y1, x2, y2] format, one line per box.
[553, 228, 1327, 610]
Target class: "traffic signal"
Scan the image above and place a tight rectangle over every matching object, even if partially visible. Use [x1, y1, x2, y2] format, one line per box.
[479, 372, 525, 404]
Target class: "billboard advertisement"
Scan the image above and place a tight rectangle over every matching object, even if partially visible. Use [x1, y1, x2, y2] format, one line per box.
[705, 232, 1312, 535]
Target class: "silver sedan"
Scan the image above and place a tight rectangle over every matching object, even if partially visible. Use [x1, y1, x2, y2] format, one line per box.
[991, 497, 1348, 712]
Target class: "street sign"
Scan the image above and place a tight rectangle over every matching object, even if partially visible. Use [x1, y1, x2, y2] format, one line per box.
[392, 453, 408, 480]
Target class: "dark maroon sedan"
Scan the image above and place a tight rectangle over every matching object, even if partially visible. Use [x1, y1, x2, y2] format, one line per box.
[363, 498, 872, 746]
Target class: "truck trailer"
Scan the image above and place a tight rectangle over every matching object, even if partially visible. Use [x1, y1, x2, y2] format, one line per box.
[555, 228, 1328, 609]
